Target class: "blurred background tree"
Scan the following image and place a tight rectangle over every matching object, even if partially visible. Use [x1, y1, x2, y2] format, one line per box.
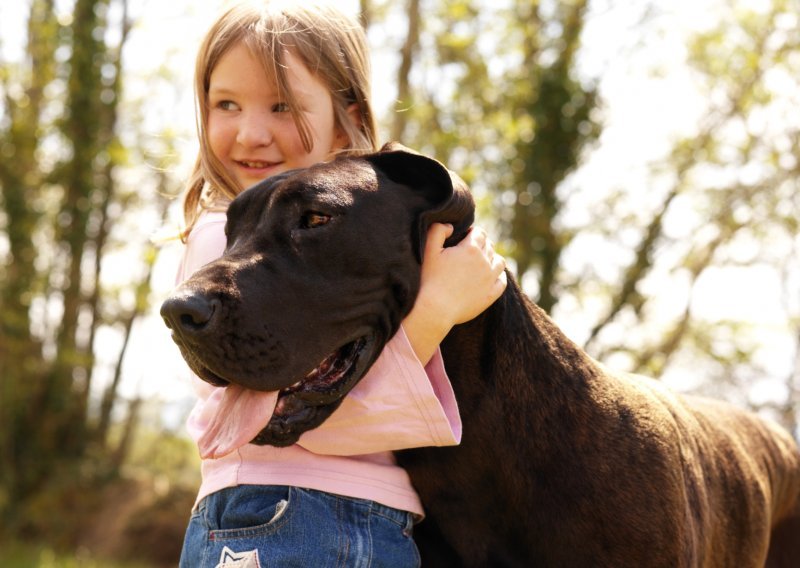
[366, 0, 798, 421]
[0, 0, 133, 525]
[579, 0, 800, 417]
[1, 0, 798, 565]
[0, 0, 191, 562]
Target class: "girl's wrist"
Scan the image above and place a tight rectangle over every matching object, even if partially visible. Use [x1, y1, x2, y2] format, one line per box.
[401, 294, 454, 365]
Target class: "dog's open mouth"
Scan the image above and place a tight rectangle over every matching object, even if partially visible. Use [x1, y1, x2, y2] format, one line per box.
[249, 337, 370, 447]
[278, 337, 367, 407]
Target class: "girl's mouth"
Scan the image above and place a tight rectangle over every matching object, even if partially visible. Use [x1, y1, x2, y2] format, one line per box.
[239, 159, 278, 169]
[233, 160, 285, 186]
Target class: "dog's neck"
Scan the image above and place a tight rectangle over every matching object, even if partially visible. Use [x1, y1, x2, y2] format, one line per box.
[440, 274, 603, 416]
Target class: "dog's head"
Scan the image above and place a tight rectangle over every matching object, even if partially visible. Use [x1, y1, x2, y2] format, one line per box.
[161, 143, 473, 446]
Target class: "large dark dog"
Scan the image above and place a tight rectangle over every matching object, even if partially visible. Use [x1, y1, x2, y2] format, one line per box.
[162, 143, 800, 566]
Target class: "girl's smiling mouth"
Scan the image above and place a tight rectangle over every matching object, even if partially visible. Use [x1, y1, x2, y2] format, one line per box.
[234, 159, 285, 184]
[237, 159, 281, 169]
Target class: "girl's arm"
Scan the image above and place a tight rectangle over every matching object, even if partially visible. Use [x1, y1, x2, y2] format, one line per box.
[402, 223, 507, 365]
[297, 223, 507, 455]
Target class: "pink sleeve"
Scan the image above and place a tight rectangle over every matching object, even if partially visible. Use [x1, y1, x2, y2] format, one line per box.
[176, 212, 228, 284]
[296, 326, 462, 456]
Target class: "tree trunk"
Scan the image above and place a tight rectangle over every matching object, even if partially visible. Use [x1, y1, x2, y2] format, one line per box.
[0, 0, 59, 519]
[510, 0, 596, 313]
[391, 0, 422, 142]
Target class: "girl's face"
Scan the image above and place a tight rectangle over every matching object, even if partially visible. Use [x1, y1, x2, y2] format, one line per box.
[207, 42, 349, 191]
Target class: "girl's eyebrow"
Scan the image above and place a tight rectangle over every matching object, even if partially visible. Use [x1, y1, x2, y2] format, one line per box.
[208, 86, 237, 96]
[208, 84, 281, 99]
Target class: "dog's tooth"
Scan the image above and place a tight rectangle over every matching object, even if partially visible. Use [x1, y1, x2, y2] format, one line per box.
[280, 380, 303, 394]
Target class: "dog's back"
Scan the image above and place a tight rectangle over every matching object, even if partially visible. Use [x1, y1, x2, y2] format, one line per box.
[686, 395, 800, 567]
[623, 372, 800, 566]
[400, 277, 800, 567]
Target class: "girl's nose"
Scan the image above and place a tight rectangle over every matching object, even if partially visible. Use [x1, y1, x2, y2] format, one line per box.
[236, 113, 273, 147]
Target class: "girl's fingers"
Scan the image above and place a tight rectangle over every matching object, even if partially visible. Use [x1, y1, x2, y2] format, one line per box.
[425, 223, 454, 255]
[492, 249, 505, 275]
[471, 226, 488, 250]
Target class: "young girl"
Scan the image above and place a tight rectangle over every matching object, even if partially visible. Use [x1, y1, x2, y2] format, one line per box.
[175, 2, 507, 566]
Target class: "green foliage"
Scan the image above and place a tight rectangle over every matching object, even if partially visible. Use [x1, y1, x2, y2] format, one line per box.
[117, 413, 200, 487]
[568, 0, 798, 419]
[377, 0, 798, 430]
[382, 0, 601, 312]
[0, 419, 198, 565]
[0, 542, 153, 568]
[506, 0, 599, 312]
[0, 0, 181, 547]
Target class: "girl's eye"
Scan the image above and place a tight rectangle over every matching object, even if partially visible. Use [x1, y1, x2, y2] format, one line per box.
[272, 102, 291, 113]
[215, 100, 239, 111]
[301, 211, 331, 229]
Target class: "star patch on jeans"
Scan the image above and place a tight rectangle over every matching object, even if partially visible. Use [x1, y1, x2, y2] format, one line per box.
[215, 546, 261, 568]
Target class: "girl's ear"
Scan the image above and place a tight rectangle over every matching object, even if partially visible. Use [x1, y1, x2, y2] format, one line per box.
[366, 142, 475, 262]
[345, 103, 362, 130]
[334, 103, 362, 150]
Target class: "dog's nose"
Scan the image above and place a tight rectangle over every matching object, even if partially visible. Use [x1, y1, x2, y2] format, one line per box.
[160, 293, 221, 333]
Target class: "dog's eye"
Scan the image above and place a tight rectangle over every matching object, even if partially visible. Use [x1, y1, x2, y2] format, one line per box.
[301, 211, 331, 229]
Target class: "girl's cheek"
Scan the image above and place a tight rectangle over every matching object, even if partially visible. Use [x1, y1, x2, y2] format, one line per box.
[207, 119, 233, 156]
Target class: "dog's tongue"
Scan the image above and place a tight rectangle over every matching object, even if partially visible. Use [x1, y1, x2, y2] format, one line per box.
[196, 385, 278, 459]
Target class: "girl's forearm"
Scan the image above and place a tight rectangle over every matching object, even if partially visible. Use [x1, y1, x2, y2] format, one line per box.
[401, 296, 453, 366]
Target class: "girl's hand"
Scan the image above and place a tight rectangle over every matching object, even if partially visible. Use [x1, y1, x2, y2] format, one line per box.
[402, 223, 507, 364]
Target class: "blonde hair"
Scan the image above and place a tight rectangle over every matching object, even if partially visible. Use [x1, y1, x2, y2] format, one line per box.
[182, 0, 379, 239]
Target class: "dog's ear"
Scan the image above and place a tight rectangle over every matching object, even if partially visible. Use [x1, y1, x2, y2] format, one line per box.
[366, 142, 475, 262]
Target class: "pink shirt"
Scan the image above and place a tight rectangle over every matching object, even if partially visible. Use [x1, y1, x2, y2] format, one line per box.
[177, 211, 462, 516]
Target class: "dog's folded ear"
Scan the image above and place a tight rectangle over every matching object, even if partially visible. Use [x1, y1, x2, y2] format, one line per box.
[366, 142, 475, 262]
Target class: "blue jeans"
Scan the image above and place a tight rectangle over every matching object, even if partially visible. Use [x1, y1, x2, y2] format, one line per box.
[179, 485, 420, 567]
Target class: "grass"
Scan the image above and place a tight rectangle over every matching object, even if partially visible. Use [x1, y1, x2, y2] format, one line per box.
[0, 542, 155, 568]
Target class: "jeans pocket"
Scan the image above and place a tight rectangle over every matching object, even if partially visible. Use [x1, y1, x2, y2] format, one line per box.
[209, 485, 293, 541]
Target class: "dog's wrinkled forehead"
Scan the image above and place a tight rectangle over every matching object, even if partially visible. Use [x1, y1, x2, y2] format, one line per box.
[223, 146, 474, 262]
[278, 160, 379, 205]
[226, 160, 378, 229]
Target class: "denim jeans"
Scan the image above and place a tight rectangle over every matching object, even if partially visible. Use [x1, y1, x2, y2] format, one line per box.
[179, 485, 420, 568]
